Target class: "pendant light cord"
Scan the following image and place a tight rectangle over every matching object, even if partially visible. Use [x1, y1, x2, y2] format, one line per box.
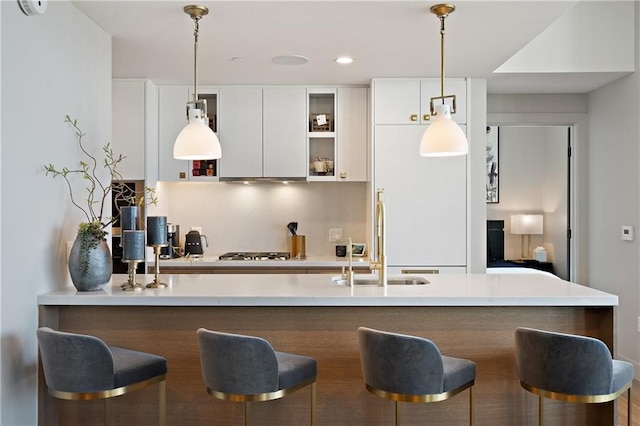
[439, 14, 446, 99]
[192, 16, 201, 102]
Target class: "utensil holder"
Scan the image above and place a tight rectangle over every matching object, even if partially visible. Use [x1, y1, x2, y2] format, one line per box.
[291, 235, 306, 259]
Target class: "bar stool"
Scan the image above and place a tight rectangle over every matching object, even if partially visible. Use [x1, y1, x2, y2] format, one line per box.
[37, 327, 167, 426]
[514, 327, 634, 425]
[357, 326, 476, 425]
[196, 328, 317, 425]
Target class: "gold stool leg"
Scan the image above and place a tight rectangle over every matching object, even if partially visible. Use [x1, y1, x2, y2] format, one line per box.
[395, 400, 400, 426]
[311, 381, 317, 426]
[244, 401, 249, 426]
[159, 380, 166, 426]
[469, 385, 474, 426]
[628, 387, 632, 426]
[538, 395, 544, 426]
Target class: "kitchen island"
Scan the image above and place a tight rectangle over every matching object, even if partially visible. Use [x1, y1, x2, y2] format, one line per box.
[38, 273, 618, 425]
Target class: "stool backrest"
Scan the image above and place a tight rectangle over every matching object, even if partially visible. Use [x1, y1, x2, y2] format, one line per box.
[515, 327, 614, 395]
[37, 327, 115, 393]
[358, 327, 445, 395]
[197, 328, 279, 394]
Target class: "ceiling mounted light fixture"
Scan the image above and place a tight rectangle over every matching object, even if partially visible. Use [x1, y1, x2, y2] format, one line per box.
[419, 3, 468, 157]
[335, 56, 354, 64]
[173, 5, 222, 160]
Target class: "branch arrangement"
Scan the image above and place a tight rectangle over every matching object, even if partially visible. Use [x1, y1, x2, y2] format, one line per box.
[45, 115, 157, 240]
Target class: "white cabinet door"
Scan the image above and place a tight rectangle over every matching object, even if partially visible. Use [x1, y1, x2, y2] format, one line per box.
[158, 86, 190, 181]
[373, 78, 467, 126]
[337, 87, 367, 182]
[420, 79, 467, 125]
[374, 124, 467, 266]
[112, 80, 145, 180]
[373, 80, 421, 125]
[263, 87, 306, 178]
[218, 87, 263, 178]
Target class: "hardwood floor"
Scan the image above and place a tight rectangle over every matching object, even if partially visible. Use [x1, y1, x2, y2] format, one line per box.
[618, 380, 640, 426]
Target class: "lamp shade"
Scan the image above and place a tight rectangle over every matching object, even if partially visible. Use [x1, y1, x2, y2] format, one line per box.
[419, 104, 468, 157]
[511, 214, 543, 235]
[173, 108, 222, 160]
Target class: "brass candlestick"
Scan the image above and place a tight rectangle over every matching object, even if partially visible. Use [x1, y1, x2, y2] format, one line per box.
[121, 260, 145, 292]
[146, 244, 169, 289]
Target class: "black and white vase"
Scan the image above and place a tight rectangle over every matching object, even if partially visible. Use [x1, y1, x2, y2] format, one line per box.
[68, 232, 112, 291]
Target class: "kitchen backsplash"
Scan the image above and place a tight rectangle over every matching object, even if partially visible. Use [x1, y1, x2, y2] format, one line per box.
[154, 181, 367, 257]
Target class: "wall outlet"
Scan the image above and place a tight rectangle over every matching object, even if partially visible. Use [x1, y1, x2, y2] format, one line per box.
[329, 228, 343, 242]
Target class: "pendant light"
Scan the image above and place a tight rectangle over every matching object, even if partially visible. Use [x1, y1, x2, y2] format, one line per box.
[173, 5, 222, 160]
[419, 4, 468, 157]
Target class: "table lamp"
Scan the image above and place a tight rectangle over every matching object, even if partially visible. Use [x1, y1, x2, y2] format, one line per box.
[511, 214, 543, 259]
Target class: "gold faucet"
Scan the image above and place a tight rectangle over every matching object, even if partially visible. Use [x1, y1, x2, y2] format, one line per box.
[369, 189, 387, 287]
[342, 237, 355, 287]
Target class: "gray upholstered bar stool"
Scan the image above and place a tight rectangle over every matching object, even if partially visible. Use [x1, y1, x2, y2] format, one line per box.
[514, 327, 634, 425]
[37, 327, 167, 426]
[357, 326, 476, 425]
[196, 328, 317, 425]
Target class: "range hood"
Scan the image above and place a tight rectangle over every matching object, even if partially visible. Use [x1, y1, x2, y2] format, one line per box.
[219, 176, 307, 183]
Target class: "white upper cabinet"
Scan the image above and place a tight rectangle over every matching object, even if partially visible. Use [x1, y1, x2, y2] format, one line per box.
[158, 86, 190, 181]
[218, 87, 263, 178]
[336, 87, 368, 182]
[371, 77, 468, 268]
[112, 79, 149, 180]
[373, 78, 466, 125]
[219, 87, 307, 179]
[263, 87, 307, 178]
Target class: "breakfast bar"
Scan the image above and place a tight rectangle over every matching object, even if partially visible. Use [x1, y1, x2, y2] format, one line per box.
[38, 273, 618, 425]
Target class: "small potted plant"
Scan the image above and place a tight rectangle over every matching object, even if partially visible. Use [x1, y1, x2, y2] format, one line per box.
[45, 115, 156, 291]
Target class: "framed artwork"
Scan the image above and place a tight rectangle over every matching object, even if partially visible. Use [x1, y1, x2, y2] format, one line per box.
[486, 126, 499, 203]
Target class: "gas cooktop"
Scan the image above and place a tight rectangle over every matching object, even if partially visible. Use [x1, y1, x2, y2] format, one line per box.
[218, 252, 291, 261]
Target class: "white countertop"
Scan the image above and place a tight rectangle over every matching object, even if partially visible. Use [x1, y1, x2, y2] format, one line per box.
[38, 273, 618, 307]
[149, 255, 370, 268]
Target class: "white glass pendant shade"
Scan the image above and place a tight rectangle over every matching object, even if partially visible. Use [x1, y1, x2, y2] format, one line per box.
[173, 108, 222, 160]
[419, 104, 468, 157]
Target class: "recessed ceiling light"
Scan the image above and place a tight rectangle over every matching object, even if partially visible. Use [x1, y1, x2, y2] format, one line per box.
[272, 55, 309, 66]
[335, 56, 354, 64]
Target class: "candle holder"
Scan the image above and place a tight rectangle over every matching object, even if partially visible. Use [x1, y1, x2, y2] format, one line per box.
[121, 260, 145, 292]
[146, 244, 169, 288]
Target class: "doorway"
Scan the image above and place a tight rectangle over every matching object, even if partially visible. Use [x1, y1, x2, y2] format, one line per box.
[486, 125, 572, 281]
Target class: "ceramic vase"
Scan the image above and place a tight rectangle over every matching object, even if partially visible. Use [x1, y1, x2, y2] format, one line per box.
[68, 232, 112, 291]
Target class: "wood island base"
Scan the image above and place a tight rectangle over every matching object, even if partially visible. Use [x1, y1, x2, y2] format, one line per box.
[39, 304, 614, 425]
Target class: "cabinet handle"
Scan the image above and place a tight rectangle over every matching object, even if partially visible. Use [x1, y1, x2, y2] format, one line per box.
[401, 269, 439, 274]
[423, 114, 431, 121]
[339, 172, 347, 179]
[179, 172, 186, 179]
[410, 114, 418, 122]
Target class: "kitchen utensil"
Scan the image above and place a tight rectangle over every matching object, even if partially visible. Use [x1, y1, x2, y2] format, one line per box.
[184, 230, 208, 257]
[287, 222, 298, 236]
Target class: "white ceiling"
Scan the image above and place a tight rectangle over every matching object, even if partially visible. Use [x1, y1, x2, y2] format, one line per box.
[71, 0, 631, 94]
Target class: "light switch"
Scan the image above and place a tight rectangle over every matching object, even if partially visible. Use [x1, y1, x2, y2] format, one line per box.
[622, 225, 634, 241]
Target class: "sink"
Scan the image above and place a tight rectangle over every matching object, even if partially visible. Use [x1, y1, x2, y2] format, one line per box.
[331, 275, 429, 286]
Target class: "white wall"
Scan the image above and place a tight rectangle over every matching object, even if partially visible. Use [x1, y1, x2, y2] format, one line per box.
[0, 2, 111, 424]
[587, 1, 640, 376]
[160, 182, 367, 257]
